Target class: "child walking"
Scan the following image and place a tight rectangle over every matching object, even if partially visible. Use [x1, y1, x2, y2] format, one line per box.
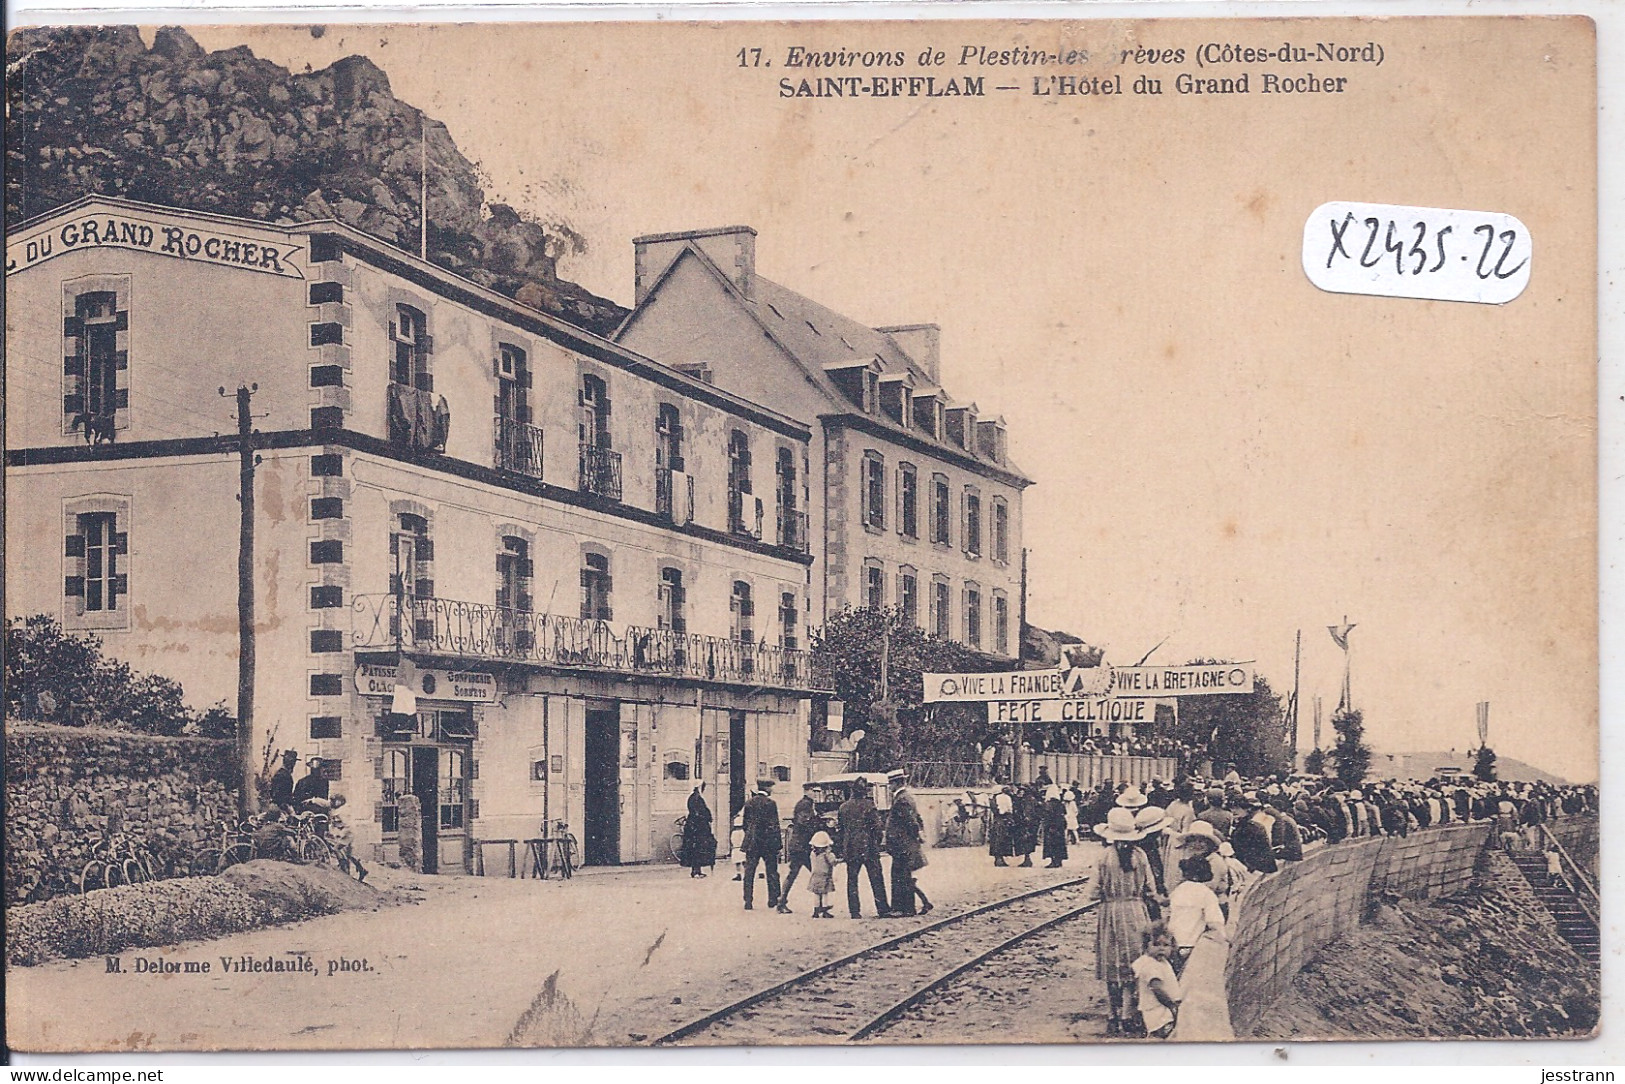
[1130, 923, 1183, 1039]
[807, 831, 838, 918]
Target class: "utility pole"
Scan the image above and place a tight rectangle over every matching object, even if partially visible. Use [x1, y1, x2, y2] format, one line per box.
[224, 384, 260, 820]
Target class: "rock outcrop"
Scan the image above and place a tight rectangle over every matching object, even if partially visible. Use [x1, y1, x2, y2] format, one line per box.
[6, 26, 626, 334]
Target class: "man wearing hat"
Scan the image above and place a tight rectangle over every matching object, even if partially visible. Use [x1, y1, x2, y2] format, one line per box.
[269, 749, 298, 813]
[836, 779, 890, 918]
[1230, 798, 1277, 874]
[885, 776, 931, 916]
[292, 756, 330, 813]
[777, 781, 821, 913]
[740, 780, 783, 911]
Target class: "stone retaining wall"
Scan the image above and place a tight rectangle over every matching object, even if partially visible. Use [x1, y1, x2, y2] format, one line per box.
[1217, 814, 1597, 1037]
[5, 722, 240, 904]
[1224, 823, 1490, 1036]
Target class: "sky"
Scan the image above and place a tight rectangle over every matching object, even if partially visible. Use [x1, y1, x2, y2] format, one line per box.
[188, 18, 1600, 780]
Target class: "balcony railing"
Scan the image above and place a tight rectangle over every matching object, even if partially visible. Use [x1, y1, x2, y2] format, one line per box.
[493, 416, 544, 478]
[579, 444, 623, 501]
[353, 594, 828, 691]
[777, 508, 809, 552]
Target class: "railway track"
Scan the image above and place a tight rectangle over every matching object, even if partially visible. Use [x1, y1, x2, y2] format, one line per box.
[651, 876, 1100, 1046]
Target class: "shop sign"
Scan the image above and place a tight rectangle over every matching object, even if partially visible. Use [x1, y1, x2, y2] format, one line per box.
[7, 209, 306, 279]
[354, 663, 497, 703]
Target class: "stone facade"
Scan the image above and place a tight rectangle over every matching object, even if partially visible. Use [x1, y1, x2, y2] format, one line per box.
[5, 722, 239, 904]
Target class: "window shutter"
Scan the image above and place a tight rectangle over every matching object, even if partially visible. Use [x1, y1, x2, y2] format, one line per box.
[419, 333, 434, 355]
[65, 576, 85, 597]
[516, 404, 531, 424]
[602, 603, 614, 621]
[603, 573, 614, 594]
[520, 370, 533, 390]
[418, 539, 434, 561]
[518, 592, 533, 612]
[741, 593, 754, 618]
[519, 558, 534, 578]
[65, 535, 85, 558]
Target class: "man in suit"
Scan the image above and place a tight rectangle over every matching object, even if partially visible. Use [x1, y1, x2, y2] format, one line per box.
[292, 756, 330, 813]
[741, 780, 782, 911]
[837, 780, 890, 918]
[268, 749, 298, 812]
[777, 781, 821, 913]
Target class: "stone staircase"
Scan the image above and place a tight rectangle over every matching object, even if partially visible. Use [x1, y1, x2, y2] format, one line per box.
[1507, 852, 1599, 963]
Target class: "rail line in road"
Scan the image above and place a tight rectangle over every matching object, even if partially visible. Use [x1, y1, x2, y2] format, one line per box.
[651, 876, 1100, 1046]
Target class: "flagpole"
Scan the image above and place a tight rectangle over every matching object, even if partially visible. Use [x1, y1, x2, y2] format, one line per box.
[420, 116, 429, 261]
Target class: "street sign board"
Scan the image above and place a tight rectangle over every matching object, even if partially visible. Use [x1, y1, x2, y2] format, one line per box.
[923, 662, 1253, 703]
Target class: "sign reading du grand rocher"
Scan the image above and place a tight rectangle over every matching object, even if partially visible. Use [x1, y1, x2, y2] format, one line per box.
[5, 207, 306, 279]
[922, 662, 1254, 703]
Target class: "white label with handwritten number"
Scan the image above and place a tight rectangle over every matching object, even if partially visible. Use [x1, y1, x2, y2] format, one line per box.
[1303, 201, 1531, 304]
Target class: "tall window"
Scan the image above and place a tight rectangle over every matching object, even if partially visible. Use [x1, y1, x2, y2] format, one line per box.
[66, 511, 125, 614]
[391, 514, 433, 600]
[381, 748, 410, 835]
[899, 463, 919, 539]
[932, 474, 951, 545]
[731, 580, 755, 643]
[497, 536, 532, 613]
[64, 290, 125, 442]
[898, 566, 919, 627]
[779, 591, 799, 650]
[992, 498, 1010, 563]
[439, 748, 466, 830]
[862, 452, 886, 530]
[965, 583, 983, 648]
[581, 551, 613, 621]
[658, 567, 686, 633]
[965, 489, 983, 557]
[864, 560, 885, 610]
[728, 430, 753, 534]
[496, 344, 530, 423]
[656, 404, 685, 471]
[391, 304, 432, 391]
[580, 374, 611, 449]
[993, 591, 1010, 654]
[931, 576, 952, 639]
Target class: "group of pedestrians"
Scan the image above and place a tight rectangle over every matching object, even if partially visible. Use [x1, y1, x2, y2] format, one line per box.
[260, 748, 366, 881]
[679, 775, 933, 919]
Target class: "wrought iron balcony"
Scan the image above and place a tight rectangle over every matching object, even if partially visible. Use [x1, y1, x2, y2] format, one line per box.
[777, 508, 809, 552]
[353, 594, 828, 691]
[579, 443, 623, 501]
[493, 416, 544, 478]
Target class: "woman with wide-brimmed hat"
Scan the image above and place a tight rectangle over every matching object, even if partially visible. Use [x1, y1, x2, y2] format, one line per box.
[1088, 807, 1157, 1036]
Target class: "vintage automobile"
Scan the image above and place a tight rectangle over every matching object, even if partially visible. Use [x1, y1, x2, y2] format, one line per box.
[788, 771, 904, 850]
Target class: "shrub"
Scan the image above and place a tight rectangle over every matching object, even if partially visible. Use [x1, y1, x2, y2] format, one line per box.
[5, 863, 370, 967]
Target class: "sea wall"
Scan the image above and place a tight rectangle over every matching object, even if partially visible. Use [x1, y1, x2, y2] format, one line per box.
[5, 722, 240, 904]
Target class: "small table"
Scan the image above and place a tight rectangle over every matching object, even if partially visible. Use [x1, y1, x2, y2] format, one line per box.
[473, 838, 520, 877]
[524, 837, 573, 880]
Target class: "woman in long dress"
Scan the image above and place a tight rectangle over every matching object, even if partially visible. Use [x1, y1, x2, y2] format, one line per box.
[1042, 785, 1069, 867]
[680, 783, 717, 877]
[1089, 807, 1157, 1036]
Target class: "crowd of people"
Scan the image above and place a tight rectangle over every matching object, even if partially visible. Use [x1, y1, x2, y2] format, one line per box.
[678, 776, 933, 919]
[1012, 765, 1598, 1037]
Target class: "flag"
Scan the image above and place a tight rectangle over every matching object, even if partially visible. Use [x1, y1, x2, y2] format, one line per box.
[1328, 622, 1356, 651]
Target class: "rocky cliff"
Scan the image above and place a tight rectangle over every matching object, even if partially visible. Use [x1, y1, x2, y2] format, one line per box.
[6, 25, 627, 333]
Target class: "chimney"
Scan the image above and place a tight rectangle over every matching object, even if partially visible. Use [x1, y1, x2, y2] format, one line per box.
[878, 324, 941, 385]
[634, 226, 757, 305]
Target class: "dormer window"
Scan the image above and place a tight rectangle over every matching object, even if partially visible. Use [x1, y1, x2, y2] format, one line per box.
[913, 393, 945, 439]
[823, 358, 883, 413]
